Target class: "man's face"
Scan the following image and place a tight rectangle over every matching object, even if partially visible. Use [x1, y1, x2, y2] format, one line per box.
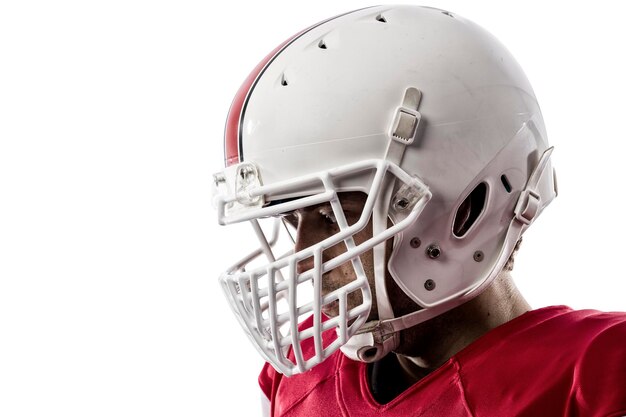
[283, 192, 378, 321]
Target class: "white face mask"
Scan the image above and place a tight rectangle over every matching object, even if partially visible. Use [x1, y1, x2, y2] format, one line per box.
[214, 159, 431, 376]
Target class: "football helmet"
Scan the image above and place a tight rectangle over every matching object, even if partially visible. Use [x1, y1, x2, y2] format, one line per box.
[212, 5, 557, 376]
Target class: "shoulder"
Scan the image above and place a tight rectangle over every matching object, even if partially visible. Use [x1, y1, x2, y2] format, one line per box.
[457, 306, 626, 416]
[505, 306, 626, 368]
[568, 309, 626, 416]
[553, 308, 626, 372]
[461, 306, 626, 360]
[516, 307, 626, 416]
[499, 306, 626, 350]
[542, 307, 626, 364]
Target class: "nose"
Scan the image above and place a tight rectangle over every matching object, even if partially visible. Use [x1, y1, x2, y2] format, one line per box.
[293, 213, 328, 275]
[294, 226, 318, 275]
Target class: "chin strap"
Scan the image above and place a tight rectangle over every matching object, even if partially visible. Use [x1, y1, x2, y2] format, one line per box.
[341, 88, 422, 362]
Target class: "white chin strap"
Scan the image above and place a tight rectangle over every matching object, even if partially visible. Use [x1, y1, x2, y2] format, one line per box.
[341, 87, 421, 363]
[340, 174, 400, 363]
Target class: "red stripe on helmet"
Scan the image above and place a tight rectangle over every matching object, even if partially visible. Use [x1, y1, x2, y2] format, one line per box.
[223, 35, 301, 167]
[223, 8, 373, 167]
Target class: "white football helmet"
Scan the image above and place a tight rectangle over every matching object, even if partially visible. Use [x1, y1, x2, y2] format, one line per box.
[212, 5, 557, 376]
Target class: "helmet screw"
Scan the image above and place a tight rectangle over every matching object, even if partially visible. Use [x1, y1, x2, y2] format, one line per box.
[394, 197, 410, 210]
[213, 173, 226, 187]
[410, 237, 421, 248]
[473, 251, 484, 262]
[426, 244, 441, 259]
[424, 279, 436, 291]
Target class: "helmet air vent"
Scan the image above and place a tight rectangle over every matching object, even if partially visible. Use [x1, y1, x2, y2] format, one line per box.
[318, 39, 327, 49]
[281, 74, 288, 86]
[376, 14, 387, 23]
[453, 182, 487, 238]
[500, 175, 512, 193]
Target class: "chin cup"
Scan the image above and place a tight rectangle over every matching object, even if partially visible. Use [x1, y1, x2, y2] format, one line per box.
[339, 321, 400, 363]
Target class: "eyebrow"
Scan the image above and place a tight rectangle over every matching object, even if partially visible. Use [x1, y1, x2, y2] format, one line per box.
[336, 195, 367, 211]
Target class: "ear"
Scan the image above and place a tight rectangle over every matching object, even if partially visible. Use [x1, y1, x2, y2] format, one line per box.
[453, 183, 487, 237]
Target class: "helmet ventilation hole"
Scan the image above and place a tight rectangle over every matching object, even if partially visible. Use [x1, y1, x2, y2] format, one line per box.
[318, 40, 327, 49]
[376, 14, 387, 23]
[410, 237, 421, 248]
[453, 182, 487, 237]
[500, 174, 512, 193]
[441, 10, 454, 18]
[281, 74, 288, 86]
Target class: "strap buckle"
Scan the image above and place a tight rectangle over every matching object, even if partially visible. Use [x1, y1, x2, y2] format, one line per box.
[514, 189, 541, 225]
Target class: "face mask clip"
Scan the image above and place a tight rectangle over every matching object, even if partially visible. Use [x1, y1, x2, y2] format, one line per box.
[235, 163, 263, 206]
[212, 162, 265, 222]
[390, 174, 430, 220]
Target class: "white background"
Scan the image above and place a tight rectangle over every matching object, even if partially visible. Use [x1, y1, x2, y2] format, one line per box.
[1, 1, 625, 416]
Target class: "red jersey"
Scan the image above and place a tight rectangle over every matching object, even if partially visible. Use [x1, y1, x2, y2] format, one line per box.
[259, 306, 626, 417]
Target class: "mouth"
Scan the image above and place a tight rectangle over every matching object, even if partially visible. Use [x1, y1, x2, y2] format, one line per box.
[321, 299, 340, 317]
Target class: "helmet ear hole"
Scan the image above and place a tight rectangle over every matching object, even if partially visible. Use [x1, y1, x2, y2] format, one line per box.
[453, 182, 487, 237]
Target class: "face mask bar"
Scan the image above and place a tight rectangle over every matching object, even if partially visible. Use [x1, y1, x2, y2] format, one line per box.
[213, 159, 431, 376]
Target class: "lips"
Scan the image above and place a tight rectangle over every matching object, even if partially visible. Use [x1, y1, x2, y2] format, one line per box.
[321, 299, 340, 317]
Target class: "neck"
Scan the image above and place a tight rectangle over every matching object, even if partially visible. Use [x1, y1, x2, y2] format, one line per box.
[395, 272, 530, 378]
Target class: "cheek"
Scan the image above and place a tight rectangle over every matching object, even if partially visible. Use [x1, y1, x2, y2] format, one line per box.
[321, 222, 377, 308]
[352, 227, 376, 282]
